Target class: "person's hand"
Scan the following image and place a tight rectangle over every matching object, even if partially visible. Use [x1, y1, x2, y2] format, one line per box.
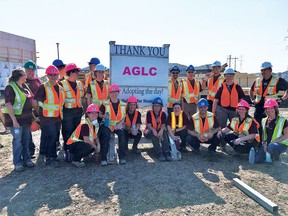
[233, 138, 242, 145]
[115, 123, 123, 130]
[217, 131, 222, 139]
[152, 129, 158, 137]
[131, 129, 138, 136]
[158, 130, 164, 138]
[207, 132, 213, 139]
[12, 119, 20, 128]
[103, 113, 110, 119]
[251, 99, 257, 105]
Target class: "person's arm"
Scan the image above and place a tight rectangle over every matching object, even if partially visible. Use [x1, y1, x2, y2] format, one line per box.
[217, 127, 231, 138]
[6, 102, 19, 128]
[167, 125, 176, 139]
[250, 82, 256, 104]
[147, 123, 158, 137]
[270, 126, 288, 144]
[188, 129, 202, 141]
[207, 127, 221, 139]
[158, 123, 166, 138]
[212, 99, 218, 115]
[83, 136, 96, 148]
[233, 134, 256, 145]
[86, 93, 92, 106]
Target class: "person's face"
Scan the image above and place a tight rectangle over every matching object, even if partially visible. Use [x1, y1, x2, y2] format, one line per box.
[237, 107, 247, 116]
[88, 112, 99, 121]
[94, 70, 104, 80]
[265, 107, 275, 117]
[186, 70, 195, 80]
[153, 103, 161, 112]
[129, 102, 137, 112]
[48, 74, 59, 83]
[199, 106, 208, 115]
[25, 69, 35, 79]
[19, 72, 27, 83]
[57, 66, 66, 77]
[261, 68, 272, 79]
[224, 74, 234, 82]
[89, 64, 96, 72]
[212, 66, 221, 74]
[69, 70, 79, 80]
[109, 91, 119, 100]
[173, 104, 181, 115]
[170, 71, 179, 79]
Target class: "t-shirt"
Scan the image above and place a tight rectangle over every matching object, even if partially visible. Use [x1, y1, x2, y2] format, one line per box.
[167, 112, 189, 127]
[4, 84, 33, 127]
[33, 84, 62, 125]
[26, 78, 41, 95]
[100, 100, 120, 116]
[227, 116, 258, 134]
[146, 110, 167, 126]
[126, 111, 142, 125]
[187, 114, 219, 131]
[265, 117, 288, 144]
[215, 83, 245, 110]
[78, 124, 93, 141]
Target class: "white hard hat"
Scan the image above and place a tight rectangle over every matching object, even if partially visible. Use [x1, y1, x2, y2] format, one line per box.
[260, 62, 272, 70]
[223, 67, 235, 75]
[212, 61, 221, 67]
[95, 64, 105, 71]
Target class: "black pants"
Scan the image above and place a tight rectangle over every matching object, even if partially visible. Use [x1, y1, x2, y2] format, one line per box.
[67, 141, 94, 161]
[144, 129, 170, 155]
[254, 106, 266, 142]
[123, 129, 142, 149]
[186, 133, 220, 152]
[98, 125, 126, 161]
[224, 133, 259, 154]
[174, 129, 188, 149]
[207, 100, 213, 112]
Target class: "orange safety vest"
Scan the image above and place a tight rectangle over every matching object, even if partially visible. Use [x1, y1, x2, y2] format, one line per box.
[38, 81, 65, 119]
[104, 100, 126, 132]
[220, 82, 239, 108]
[125, 110, 139, 129]
[171, 111, 183, 130]
[253, 76, 279, 103]
[85, 72, 93, 89]
[150, 110, 163, 130]
[207, 75, 224, 100]
[67, 118, 98, 145]
[61, 80, 84, 108]
[192, 111, 214, 135]
[168, 78, 182, 108]
[90, 80, 109, 106]
[230, 116, 260, 142]
[181, 78, 200, 103]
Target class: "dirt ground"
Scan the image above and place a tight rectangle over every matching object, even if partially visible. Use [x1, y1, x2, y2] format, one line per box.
[0, 103, 287, 216]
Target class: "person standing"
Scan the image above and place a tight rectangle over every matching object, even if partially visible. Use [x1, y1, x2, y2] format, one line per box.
[168, 65, 182, 115]
[3, 68, 35, 171]
[52, 59, 66, 82]
[181, 65, 202, 118]
[24, 60, 41, 157]
[202, 61, 224, 112]
[33, 65, 64, 167]
[84, 57, 100, 90]
[61, 63, 85, 160]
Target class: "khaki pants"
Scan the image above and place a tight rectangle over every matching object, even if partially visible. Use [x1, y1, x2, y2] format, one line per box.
[182, 100, 197, 119]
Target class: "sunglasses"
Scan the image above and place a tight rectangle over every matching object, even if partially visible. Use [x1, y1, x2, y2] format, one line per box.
[172, 72, 179, 75]
[187, 71, 195, 73]
[70, 70, 79, 73]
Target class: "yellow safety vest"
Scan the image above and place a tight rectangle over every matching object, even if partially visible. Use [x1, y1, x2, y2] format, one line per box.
[181, 78, 200, 103]
[104, 100, 126, 131]
[61, 80, 84, 108]
[254, 76, 279, 103]
[171, 111, 183, 130]
[90, 80, 109, 106]
[207, 75, 224, 100]
[192, 111, 214, 135]
[168, 78, 182, 108]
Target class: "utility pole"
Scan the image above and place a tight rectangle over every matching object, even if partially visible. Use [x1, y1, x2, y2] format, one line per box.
[232, 56, 239, 71]
[227, 55, 232, 67]
[239, 55, 244, 71]
[56, 43, 60, 59]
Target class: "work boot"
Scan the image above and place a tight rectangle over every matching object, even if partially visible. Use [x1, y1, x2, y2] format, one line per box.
[158, 153, 166, 162]
[132, 145, 141, 154]
[164, 152, 172, 161]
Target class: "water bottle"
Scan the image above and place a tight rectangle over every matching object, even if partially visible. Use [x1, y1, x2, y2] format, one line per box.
[14, 128, 20, 134]
[132, 124, 137, 134]
[104, 112, 110, 127]
[265, 151, 272, 163]
[249, 147, 255, 164]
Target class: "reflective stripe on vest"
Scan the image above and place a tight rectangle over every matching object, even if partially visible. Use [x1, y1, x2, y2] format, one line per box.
[150, 110, 163, 130]
[192, 111, 214, 135]
[125, 110, 139, 129]
[254, 76, 279, 104]
[67, 118, 98, 145]
[168, 79, 182, 108]
[262, 116, 288, 146]
[62, 80, 84, 108]
[207, 75, 224, 100]
[38, 81, 64, 119]
[90, 80, 108, 106]
[3, 82, 27, 115]
[171, 111, 183, 130]
[182, 78, 199, 103]
[104, 100, 126, 132]
[85, 72, 93, 89]
[220, 82, 239, 108]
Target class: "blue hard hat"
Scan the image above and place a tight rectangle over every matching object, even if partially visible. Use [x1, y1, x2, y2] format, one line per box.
[260, 61, 272, 70]
[197, 98, 209, 107]
[152, 97, 163, 105]
[186, 65, 195, 71]
[212, 61, 221, 67]
[170, 65, 180, 72]
[223, 67, 235, 75]
[88, 57, 100, 65]
[52, 59, 65, 67]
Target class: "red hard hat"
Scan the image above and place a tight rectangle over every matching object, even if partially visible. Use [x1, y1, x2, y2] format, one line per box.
[30, 120, 40, 132]
[108, 84, 120, 93]
[237, 100, 250, 109]
[46, 65, 59, 75]
[127, 96, 138, 103]
[86, 104, 99, 113]
[66, 63, 81, 72]
[264, 99, 278, 108]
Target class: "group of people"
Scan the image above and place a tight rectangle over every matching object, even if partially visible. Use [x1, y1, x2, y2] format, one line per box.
[3, 58, 288, 171]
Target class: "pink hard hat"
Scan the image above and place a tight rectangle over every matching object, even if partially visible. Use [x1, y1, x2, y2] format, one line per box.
[46, 65, 59, 75]
[237, 100, 250, 109]
[264, 99, 278, 108]
[127, 96, 138, 103]
[66, 63, 81, 73]
[86, 104, 99, 113]
[108, 84, 120, 93]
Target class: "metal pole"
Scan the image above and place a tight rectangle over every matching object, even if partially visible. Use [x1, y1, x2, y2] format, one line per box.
[56, 43, 60, 59]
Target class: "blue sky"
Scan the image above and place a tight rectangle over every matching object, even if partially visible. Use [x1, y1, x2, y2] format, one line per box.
[1, 0, 288, 73]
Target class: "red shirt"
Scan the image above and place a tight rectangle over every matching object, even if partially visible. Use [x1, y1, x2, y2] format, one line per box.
[26, 78, 41, 95]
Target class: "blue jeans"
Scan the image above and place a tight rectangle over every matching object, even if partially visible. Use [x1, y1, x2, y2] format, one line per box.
[10, 126, 32, 166]
[41, 122, 61, 159]
[255, 143, 287, 163]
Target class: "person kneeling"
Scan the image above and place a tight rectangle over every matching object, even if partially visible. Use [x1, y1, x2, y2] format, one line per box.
[67, 104, 100, 168]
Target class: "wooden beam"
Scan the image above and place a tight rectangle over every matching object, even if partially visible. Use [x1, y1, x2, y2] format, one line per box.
[233, 178, 278, 213]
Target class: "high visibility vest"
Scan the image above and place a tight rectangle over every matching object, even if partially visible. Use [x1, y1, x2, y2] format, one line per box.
[104, 100, 126, 132]
[61, 80, 84, 108]
[253, 76, 279, 104]
[85, 72, 93, 89]
[192, 111, 214, 135]
[230, 116, 260, 142]
[90, 80, 109, 106]
[171, 111, 183, 130]
[181, 78, 200, 103]
[3, 82, 28, 115]
[262, 116, 288, 146]
[149, 110, 164, 130]
[168, 78, 182, 108]
[220, 82, 239, 108]
[207, 75, 224, 100]
[38, 81, 65, 119]
[125, 110, 139, 129]
[67, 118, 98, 145]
